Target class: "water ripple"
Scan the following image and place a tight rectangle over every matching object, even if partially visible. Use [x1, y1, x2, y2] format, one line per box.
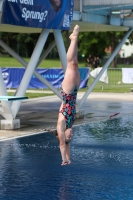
[0, 115, 133, 199]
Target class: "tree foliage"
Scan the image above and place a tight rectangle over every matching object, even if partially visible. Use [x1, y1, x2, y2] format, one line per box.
[0, 30, 133, 68]
[78, 31, 133, 68]
[78, 32, 110, 59]
[0, 32, 55, 57]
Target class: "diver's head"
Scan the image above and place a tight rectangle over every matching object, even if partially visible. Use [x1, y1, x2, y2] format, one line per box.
[65, 128, 73, 144]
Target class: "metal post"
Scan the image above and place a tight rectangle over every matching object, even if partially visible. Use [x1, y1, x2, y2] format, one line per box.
[36, 40, 56, 68]
[78, 28, 133, 109]
[37, 31, 66, 68]
[32, 72, 62, 99]
[0, 38, 62, 99]
[0, 68, 13, 119]
[53, 30, 67, 73]
[11, 29, 50, 118]
[80, 0, 82, 12]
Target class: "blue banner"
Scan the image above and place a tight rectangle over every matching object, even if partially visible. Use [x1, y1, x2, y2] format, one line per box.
[1, 0, 74, 30]
[2, 68, 89, 89]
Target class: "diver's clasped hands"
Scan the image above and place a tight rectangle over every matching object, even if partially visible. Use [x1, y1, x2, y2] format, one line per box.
[61, 160, 71, 166]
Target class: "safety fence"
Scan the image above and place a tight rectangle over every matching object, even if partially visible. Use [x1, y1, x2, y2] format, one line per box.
[2, 67, 133, 92]
[88, 68, 133, 92]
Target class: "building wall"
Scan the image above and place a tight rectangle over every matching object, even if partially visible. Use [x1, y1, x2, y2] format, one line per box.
[83, 0, 132, 6]
[119, 40, 133, 58]
[74, 0, 80, 11]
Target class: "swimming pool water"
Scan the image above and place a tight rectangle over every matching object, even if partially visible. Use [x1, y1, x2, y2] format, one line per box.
[0, 116, 133, 200]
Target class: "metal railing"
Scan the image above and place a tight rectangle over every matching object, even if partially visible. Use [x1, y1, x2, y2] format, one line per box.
[88, 68, 133, 91]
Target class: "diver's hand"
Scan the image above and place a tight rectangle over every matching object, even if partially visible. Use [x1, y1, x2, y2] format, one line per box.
[67, 160, 71, 164]
[61, 160, 71, 166]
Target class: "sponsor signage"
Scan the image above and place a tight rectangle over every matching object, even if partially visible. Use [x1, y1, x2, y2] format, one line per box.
[1, 0, 74, 30]
[2, 68, 89, 89]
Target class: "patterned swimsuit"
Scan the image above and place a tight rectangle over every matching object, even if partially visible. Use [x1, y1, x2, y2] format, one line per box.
[59, 87, 78, 129]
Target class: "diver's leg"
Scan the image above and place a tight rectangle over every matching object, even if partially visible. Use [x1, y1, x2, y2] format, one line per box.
[62, 25, 80, 93]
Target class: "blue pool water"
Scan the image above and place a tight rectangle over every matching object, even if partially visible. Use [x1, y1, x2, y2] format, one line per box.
[0, 116, 133, 200]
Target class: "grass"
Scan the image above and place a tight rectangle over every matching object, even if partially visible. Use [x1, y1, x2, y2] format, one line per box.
[80, 86, 132, 93]
[0, 56, 86, 68]
[83, 86, 131, 93]
[87, 69, 133, 93]
[7, 92, 55, 98]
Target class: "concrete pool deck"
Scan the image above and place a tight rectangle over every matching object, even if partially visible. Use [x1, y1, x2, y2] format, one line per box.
[0, 92, 133, 141]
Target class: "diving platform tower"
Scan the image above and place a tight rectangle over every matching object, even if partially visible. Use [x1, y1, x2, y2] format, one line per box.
[0, 0, 133, 129]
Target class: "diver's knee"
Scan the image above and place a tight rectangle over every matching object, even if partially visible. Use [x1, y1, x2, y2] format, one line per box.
[67, 60, 78, 69]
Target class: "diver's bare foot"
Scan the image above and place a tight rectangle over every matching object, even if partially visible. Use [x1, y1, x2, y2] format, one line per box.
[69, 25, 79, 40]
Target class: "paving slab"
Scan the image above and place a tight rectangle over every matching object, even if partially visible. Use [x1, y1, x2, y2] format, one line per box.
[0, 92, 133, 141]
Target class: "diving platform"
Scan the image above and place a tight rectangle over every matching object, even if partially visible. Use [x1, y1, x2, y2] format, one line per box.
[0, 96, 28, 101]
[0, 0, 133, 32]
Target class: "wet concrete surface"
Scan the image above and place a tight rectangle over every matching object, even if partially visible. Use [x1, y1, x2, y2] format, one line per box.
[0, 92, 133, 141]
